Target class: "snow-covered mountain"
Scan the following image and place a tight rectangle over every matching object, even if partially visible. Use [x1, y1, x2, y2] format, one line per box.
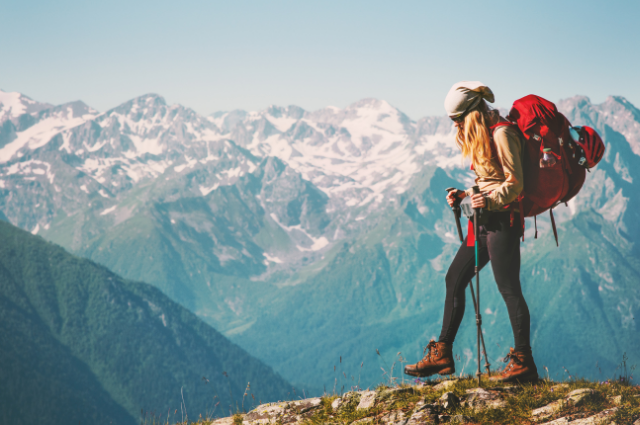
[0, 90, 465, 268]
[216, 99, 459, 207]
[0, 90, 53, 124]
[1, 88, 639, 390]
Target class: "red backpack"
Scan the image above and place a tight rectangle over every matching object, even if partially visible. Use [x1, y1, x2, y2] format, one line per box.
[495, 95, 589, 245]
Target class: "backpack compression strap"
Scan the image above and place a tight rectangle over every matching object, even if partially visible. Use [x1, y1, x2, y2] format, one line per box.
[550, 209, 559, 247]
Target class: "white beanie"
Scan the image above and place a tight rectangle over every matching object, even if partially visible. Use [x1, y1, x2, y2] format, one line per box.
[444, 81, 495, 118]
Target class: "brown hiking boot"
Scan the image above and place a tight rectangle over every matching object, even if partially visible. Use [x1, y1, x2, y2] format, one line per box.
[490, 348, 538, 383]
[404, 340, 455, 377]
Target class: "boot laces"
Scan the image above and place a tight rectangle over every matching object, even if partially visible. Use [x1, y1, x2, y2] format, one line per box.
[422, 340, 438, 361]
[502, 351, 522, 371]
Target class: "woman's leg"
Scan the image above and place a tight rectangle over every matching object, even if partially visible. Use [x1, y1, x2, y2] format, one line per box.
[486, 215, 531, 353]
[438, 235, 490, 345]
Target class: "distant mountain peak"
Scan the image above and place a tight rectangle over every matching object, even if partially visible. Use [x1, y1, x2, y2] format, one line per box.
[134, 93, 166, 104]
[349, 97, 383, 106]
[265, 104, 305, 119]
[0, 89, 54, 123]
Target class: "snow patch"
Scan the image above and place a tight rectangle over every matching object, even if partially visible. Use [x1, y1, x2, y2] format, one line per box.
[199, 183, 219, 196]
[0, 112, 95, 163]
[263, 253, 283, 264]
[100, 205, 117, 215]
[298, 236, 329, 252]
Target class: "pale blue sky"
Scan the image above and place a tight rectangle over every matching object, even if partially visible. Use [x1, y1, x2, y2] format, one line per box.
[1, 0, 639, 119]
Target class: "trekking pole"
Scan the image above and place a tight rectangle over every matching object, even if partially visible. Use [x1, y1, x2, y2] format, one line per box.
[445, 188, 464, 242]
[472, 185, 482, 386]
[467, 281, 491, 376]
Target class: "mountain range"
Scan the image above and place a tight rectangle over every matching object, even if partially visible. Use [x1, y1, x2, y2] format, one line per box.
[1, 88, 638, 394]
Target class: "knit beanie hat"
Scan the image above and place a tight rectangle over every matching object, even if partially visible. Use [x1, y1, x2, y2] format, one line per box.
[444, 81, 495, 119]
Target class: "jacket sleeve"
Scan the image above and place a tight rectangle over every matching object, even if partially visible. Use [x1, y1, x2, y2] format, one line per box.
[485, 127, 524, 211]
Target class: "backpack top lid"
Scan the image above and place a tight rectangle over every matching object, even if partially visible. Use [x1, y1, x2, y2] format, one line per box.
[506, 95, 566, 139]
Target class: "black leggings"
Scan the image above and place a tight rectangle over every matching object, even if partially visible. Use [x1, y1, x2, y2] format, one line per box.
[438, 212, 531, 353]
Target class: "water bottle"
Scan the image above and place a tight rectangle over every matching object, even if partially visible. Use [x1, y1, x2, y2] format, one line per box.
[540, 148, 557, 168]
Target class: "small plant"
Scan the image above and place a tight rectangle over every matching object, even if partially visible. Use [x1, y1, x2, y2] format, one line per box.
[232, 412, 244, 425]
[241, 382, 251, 413]
[615, 352, 636, 386]
[377, 348, 406, 387]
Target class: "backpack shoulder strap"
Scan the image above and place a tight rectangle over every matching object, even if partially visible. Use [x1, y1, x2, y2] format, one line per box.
[488, 121, 520, 169]
[490, 121, 516, 130]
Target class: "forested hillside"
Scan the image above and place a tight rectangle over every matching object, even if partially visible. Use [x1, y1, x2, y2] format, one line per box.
[0, 220, 291, 424]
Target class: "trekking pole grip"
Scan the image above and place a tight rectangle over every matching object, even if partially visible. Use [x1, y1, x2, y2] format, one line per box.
[445, 187, 464, 242]
[472, 185, 481, 199]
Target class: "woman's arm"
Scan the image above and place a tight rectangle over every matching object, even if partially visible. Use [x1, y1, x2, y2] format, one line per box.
[486, 127, 524, 210]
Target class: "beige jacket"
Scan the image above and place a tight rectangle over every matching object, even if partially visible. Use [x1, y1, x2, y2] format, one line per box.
[464, 125, 524, 211]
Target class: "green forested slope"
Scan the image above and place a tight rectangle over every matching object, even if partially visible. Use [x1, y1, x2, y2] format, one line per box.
[0, 221, 292, 424]
[0, 276, 135, 425]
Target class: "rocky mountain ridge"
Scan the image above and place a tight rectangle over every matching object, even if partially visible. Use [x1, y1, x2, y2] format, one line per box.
[200, 377, 640, 425]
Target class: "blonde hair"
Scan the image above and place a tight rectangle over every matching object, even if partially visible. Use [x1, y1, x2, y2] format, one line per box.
[455, 101, 496, 168]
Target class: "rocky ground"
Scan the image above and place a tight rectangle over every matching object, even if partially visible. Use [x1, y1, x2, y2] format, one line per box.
[189, 377, 640, 425]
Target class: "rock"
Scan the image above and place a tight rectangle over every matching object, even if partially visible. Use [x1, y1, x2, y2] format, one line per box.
[242, 398, 322, 425]
[566, 388, 596, 404]
[463, 388, 507, 410]
[533, 388, 599, 420]
[406, 408, 437, 425]
[357, 391, 377, 410]
[450, 414, 473, 424]
[289, 397, 322, 414]
[381, 386, 415, 398]
[539, 408, 618, 425]
[415, 401, 438, 413]
[210, 418, 235, 425]
[439, 392, 460, 409]
[433, 380, 458, 391]
[352, 418, 374, 425]
[331, 397, 342, 411]
[633, 418, 640, 425]
[541, 418, 571, 425]
[532, 400, 564, 419]
[244, 402, 288, 424]
[380, 409, 407, 425]
[611, 394, 623, 405]
[551, 384, 570, 392]
[438, 414, 451, 422]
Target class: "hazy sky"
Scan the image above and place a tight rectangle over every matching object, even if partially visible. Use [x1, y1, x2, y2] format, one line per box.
[2, 0, 639, 119]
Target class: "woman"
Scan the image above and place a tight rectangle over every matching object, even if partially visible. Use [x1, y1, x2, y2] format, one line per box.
[404, 81, 537, 383]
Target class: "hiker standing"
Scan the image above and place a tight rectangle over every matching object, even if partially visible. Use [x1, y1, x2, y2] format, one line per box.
[404, 81, 538, 383]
